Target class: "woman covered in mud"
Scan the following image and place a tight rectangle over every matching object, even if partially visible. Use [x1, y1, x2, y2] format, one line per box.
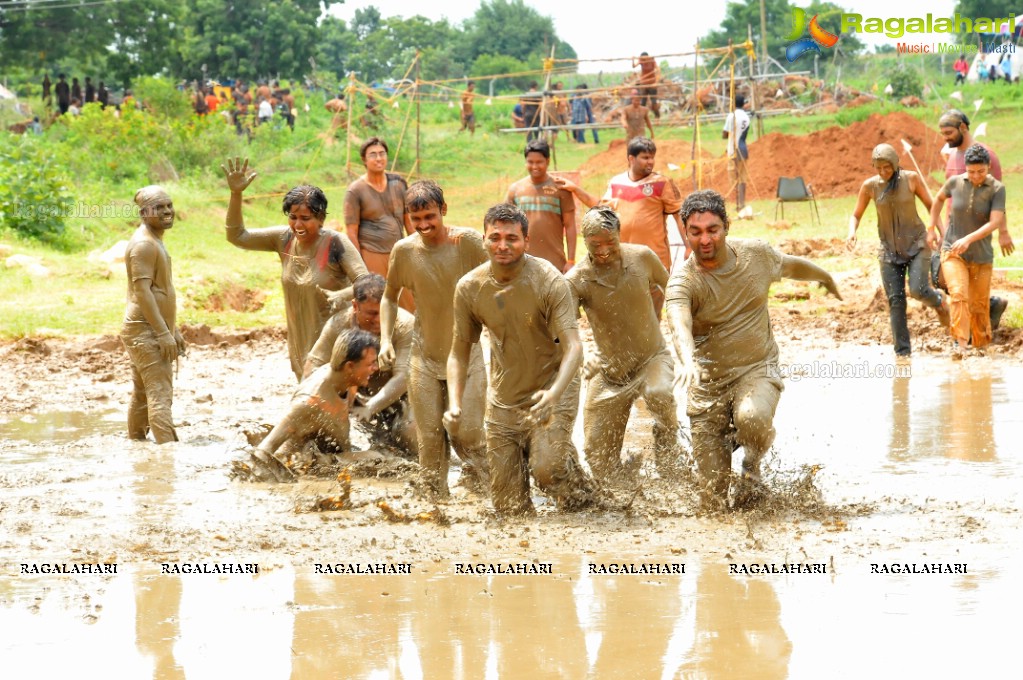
[929, 144, 1013, 357]
[847, 143, 949, 357]
[221, 158, 368, 380]
[250, 328, 380, 482]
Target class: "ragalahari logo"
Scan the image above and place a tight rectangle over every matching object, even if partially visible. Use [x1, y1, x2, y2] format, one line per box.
[785, 7, 840, 62]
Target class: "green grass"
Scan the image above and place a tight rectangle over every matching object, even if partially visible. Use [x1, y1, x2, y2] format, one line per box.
[3, 81, 1023, 338]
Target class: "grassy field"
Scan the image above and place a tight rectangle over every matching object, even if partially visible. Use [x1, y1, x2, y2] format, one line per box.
[2, 76, 1023, 339]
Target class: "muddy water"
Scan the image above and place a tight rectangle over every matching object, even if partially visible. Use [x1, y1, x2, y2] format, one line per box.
[2, 344, 1021, 675]
[0, 558, 1013, 677]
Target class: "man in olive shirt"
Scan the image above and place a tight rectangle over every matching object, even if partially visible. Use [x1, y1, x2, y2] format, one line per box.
[666, 190, 841, 510]
[122, 186, 186, 444]
[505, 138, 576, 273]
[305, 274, 417, 455]
[566, 207, 681, 483]
[380, 181, 490, 497]
[446, 203, 595, 515]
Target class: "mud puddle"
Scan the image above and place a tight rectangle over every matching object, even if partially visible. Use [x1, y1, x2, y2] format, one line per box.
[0, 558, 1013, 677]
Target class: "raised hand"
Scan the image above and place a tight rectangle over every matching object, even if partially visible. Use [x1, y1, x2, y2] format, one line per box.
[221, 157, 258, 193]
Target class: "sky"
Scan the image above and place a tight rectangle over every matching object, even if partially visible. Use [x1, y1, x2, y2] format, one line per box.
[328, 0, 967, 73]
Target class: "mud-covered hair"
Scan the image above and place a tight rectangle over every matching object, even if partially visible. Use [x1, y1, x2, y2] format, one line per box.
[353, 274, 386, 303]
[329, 329, 379, 372]
[581, 206, 621, 237]
[282, 185, 328, 221]
[939, 109, 970, 129]
[359, 136, 389, 160]
[405, 180, 446, 212]
[484, 203, 529, 238]
[964, 143, 990, 166]
[627, 136, 656, 158]
[680, 189, 730, 230]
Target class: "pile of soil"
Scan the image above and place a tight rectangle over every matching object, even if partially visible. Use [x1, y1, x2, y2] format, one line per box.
[579, 112, 948, 201]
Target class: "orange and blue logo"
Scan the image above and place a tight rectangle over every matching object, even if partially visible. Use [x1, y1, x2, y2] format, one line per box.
[785, 7, 839, 62]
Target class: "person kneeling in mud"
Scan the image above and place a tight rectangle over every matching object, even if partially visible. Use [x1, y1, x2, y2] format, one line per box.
[666, 190, 842, 511]
[304, 274, 417, 457]
[446, 203, 596, 515]
[566, 206, 683, 483]
[251, 329, 379, 481]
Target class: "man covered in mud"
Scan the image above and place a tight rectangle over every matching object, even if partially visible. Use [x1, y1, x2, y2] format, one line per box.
[566, 207, 681, 483]
[305, 274, 417, 456]
[380, 180, 490, 497]
[251, 329, 379, 482]
[666, 190, 842, 510]
[446, 203, 596, 515]
[557, 136, 686, 315]
[121, 185, 185, 444]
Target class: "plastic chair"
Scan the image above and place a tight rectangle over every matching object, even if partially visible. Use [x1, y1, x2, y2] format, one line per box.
[775, 177, 821, 226]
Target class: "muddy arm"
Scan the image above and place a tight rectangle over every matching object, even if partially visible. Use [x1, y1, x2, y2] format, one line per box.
[780, 255, 842, 300]
[666, 303, 700, 389]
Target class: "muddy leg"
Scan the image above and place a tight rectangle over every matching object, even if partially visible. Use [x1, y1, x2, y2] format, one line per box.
[642, 352, 682, 477]
[451, 359, 490, 492]
[688, 399, 733, 510]
[732, 376, 782, 501]
[126, 359, 150, 440]
[529, 376, 595, 510]
[486, 419, 533, 515]
[582, 371, 633, 483]
[407, 364, 450, 498]
[125, 333, 177, 444]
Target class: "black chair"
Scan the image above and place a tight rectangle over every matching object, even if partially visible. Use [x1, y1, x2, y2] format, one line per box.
[775, 176, 821, 226]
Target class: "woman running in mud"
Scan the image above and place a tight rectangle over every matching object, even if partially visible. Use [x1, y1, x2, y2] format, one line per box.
[847, 143, 949, 357]
[221, 158, 368, 380]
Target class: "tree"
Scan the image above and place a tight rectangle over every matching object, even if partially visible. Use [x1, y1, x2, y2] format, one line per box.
[457, 0, 576, 65]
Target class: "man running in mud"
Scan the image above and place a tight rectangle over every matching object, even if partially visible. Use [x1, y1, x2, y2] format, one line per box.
[121, 185, 185, 445]
[936, 109, 1011, 329]
[380, 180, 490, 498]
[619, 89, 654, 142]
[556, 136, 686, 315]
[505, 138, 577, 273]
[566, 207, 681, 483]
[446, 203, 596, 515]
[666, 190, 842, 510]
[251, 329, 379, 482]
[305, 274, 417, 456]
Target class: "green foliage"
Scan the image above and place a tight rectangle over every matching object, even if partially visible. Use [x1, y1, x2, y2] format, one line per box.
[471, 54, 539, 91]
[132, 77, 193, 119]
[0, 135, 72, 243]
[884, 63, 923, 98]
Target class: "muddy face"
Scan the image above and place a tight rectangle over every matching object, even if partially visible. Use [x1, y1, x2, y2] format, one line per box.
[353, 299, 382, 335]
[584, 229, 621, 267]
[287, 203, 323, 246]
[966, 162, 989, 187]
[628, 151, 655, 180]
[685, 211, 728, 264]
[408, 202, 447, 245]
[347, 347, 379, 387]
[484, 220, 528, 267]
[362, 144, 388, 173]
[141, 198, 174, 232]
[874, 162, 895, 182]
[525, 152, 549, 183]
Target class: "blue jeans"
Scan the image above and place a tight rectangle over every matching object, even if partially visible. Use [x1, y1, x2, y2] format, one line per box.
[880, 249, 942, 355]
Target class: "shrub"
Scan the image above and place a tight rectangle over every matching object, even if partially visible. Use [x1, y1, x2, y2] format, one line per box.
[0, 134, 72, 242]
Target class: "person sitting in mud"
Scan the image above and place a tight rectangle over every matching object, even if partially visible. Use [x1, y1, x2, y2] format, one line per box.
[122, 185, 185, 445]
[380, 180, 490, 498]
[304, 274, 417, 456]
[567, 207, 682, 484]
[446, 203, 596, 515]
[847, 143, 949, 357]
[251, 329, 380, 482]
[221, 158, 368, 381]
[666, 190, 842, 511]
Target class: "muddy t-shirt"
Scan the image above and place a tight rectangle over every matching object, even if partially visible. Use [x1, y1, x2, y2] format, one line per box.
[665, 238, 783, 383]
[306, 306, 414, 396]
[601, 171, 683, 270]
[567, 243, 668, 384]
[123, 227, 175, 335]
[622, 105, 649, 140]
[506, 176, 575, 271]
[343, 174, 408, 253]
[453, 256, 577, 409]
[386, 227, 488, 379]
[939, 174, 1006, 264]
[867, 170, 927, 263]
